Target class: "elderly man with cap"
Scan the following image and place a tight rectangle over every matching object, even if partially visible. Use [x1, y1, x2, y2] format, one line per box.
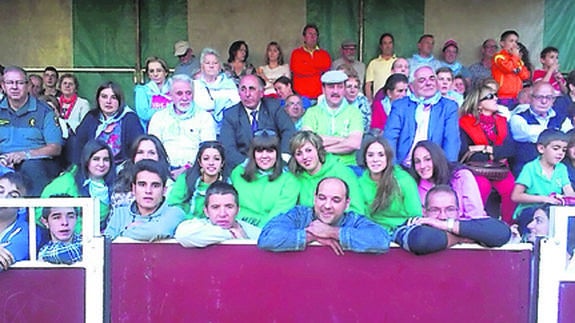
[301, 70, 364, 166]
[173, 40, 200, 78]
[332, 39, 365, 84]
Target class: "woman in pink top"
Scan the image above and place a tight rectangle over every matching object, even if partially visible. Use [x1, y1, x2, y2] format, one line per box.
[410, 140, 487, 220]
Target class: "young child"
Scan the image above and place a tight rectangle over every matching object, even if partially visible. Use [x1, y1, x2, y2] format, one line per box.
[532, 46, 567, 95]
[511, 129, 575, 218]
[39, 201, 83, 265]
[436, 67, 463, 106]
[491, 30, 531, 108]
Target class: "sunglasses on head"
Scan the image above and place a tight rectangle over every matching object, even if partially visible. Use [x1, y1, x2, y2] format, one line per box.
[199, 140, 222, 149]
[254, 129, 277, 137]
[480, 93, 497, 101]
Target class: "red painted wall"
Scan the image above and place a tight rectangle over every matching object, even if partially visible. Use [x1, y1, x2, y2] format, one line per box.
[0, 268, 85, 323]
[559, 282, 575, 323]
[110, 244, 531, 323]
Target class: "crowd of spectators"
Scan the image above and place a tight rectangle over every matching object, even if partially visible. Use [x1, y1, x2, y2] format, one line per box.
[2, 24, 575, 270]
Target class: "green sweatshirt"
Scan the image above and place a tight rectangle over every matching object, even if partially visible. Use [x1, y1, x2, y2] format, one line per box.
[167, 172, 210, 220]
[230, 164, 300, 228]
[38, 165, 111, 233]
[295, 154, 365, 214]
[358, 166, 423, 232]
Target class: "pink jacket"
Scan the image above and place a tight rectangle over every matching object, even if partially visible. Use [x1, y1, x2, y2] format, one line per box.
[418, 168, 488, 220]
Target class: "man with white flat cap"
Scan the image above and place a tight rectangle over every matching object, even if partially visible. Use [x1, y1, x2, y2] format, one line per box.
[302, 70, 364, 166]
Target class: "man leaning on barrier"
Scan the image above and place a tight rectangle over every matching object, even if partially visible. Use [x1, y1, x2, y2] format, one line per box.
[104, 160, 184, 242]
[175, 181, 260, 247]
[394, 185, 511, 255]
[258, 177, 390, 255]
[38, 195, 82, 265]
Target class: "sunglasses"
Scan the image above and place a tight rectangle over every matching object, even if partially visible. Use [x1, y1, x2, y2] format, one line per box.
[199, 140, 222, 149]
[254, 129, 277, 137]
[480, 93, 497, 101]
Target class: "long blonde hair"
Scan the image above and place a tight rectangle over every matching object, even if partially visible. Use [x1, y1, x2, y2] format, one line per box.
[459, 78, 499, 120]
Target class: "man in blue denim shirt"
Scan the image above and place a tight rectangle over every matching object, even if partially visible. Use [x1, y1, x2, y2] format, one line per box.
[258, 177, 390, 255]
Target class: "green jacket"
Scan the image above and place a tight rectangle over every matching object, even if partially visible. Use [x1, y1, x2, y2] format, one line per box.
[38, 165, 111, 233]
[294, 154, 365, 214]
[230, 164, 300, 228]
[358, 166, 422, 232]
[166, 172, 210, 220]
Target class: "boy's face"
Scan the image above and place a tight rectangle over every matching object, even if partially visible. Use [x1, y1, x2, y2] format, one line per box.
[541, 51, 559, 69]
[500, 34, 518, 52]
[132, 170, 165, 216]
[41, 207, 77, 242]
[537, 140, 567, 166]
[436, 72, 453, 95]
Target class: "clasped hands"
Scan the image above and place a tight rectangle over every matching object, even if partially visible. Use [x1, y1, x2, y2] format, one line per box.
[306, 220, 344, 256]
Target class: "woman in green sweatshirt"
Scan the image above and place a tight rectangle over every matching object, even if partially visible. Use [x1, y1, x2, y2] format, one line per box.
[358, 136, 422, 233]
[288, 130, 365, 214]
[230, 130, 299, 228]
[168, 141, 227, 220]
[39, 139, 116, 232]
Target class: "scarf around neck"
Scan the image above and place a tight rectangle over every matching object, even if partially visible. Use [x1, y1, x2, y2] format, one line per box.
[95, 106, 132, 139]
[59, 94, 78, 120]
[459, 113, 507, 146]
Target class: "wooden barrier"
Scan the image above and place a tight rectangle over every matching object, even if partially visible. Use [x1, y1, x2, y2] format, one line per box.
[110, 242, 531, 322]
[0, 268, 85, 323]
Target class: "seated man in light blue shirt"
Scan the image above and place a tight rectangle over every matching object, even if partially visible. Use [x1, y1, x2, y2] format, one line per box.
[104, 160, 184, 241]
[175, 181, 260, 247]
[258, 177, 390, 255]
[509, 81, 573, 175]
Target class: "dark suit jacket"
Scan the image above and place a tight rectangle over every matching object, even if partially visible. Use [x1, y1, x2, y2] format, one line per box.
[221, 98, 295, 169]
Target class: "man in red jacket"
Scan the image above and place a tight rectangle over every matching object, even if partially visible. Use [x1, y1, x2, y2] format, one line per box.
[290, 24, 331, 100]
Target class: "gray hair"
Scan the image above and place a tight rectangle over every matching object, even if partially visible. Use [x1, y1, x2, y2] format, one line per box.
[200, 47, 221, 64]
[171, 73, 194, 95]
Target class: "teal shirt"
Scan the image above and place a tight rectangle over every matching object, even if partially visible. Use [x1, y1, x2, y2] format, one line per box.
[294, 154, 365, 214]
[514, 157, 571, 217]
[358, 166, 422, 233]
[230, 164, 300, 228]
[301, 100, 363, 165]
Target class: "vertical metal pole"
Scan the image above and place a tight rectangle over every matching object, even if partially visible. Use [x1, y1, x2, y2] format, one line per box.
[529, 237, 541, 323]
[134, 0, 142, 84]
[358, 0, 365, 62]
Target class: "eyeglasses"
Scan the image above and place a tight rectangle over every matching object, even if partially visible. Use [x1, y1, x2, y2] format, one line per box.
[3, 80, 28, 87]
[254, 129, 277, 137]
[480, 93, 497, 101]
[286, 101, 302, 107]
[426, 206, 459, 217]
[531, 94, 555, 102]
